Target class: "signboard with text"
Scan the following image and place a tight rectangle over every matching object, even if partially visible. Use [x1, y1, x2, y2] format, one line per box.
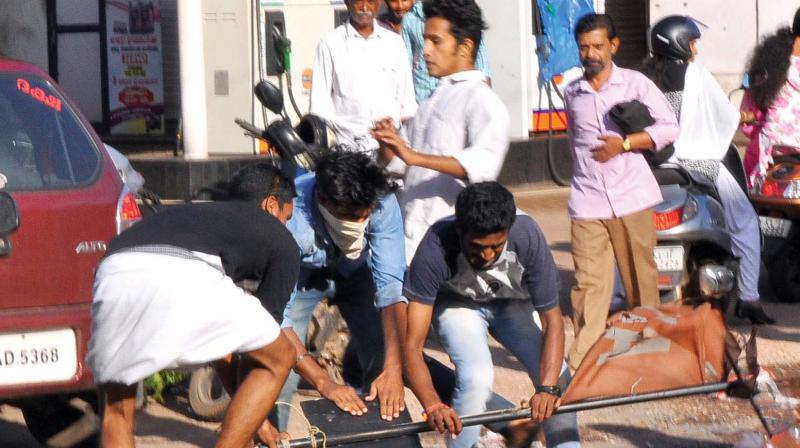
[106, 0, 164, 134]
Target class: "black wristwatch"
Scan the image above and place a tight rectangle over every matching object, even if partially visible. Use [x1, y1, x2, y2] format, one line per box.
[535, 384, 562, 397]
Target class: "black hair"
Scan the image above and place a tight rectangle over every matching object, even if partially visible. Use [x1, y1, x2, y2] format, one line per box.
[455, 182, 516, 235]
[746, 26, 795, 112]
[423, 0, 488, 60]
[640, 56, 687, 92]
[315, 151, 394, 211]
[229, 163, 296, 206]
[795, 7, 800, 38]
[574, 13, 617, 41]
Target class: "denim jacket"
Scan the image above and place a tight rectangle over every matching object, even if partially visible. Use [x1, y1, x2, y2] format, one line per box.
[286, 173, 407, 310]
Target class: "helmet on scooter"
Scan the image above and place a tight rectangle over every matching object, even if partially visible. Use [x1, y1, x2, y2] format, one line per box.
[265, 120, 314, 169]
[649, 15, 701, 61]
[295, 114, 335, 168]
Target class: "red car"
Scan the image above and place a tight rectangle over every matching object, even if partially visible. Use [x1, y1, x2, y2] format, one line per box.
[0, 59, 141, 446]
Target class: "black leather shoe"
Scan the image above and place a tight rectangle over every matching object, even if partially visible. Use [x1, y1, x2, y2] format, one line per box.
[735, 300, 776, 325]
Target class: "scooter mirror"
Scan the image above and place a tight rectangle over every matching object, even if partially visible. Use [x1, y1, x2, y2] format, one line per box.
[0, 191, 19, 236]
[254, 81, 284, 115]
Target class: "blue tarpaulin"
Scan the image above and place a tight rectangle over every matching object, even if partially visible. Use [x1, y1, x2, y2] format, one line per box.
[536, 0, 595, 81]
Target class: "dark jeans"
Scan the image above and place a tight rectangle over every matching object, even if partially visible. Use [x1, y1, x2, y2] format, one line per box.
[272, 264, 384, 429]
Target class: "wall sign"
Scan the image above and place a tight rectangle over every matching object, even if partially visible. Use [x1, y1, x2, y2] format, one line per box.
[106, 0, 165, 135]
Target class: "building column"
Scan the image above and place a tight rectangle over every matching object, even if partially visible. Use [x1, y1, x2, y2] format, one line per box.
[178, 0, 208, 158]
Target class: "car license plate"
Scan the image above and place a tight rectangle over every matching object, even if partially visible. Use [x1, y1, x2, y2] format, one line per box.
[654, 246, 684, 272]
[759, 216, 792, 238]
[0, 329, 77, 386]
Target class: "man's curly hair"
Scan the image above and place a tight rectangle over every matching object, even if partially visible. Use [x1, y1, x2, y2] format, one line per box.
[746, 7, 800, 112]
[315, 151, 395, 212]
[423, 0, 487, 60]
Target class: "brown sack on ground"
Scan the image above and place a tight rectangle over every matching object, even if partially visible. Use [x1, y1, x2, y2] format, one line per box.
[562, 303, 727, 404]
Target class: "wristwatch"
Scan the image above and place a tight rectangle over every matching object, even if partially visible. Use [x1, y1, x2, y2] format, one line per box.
[535, 384, 562, 397]
[622, 136, 632, 152]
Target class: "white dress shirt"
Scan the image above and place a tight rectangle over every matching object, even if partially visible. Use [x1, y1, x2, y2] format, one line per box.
[393, 70, 510, 261]
[310, 21, 417, 154]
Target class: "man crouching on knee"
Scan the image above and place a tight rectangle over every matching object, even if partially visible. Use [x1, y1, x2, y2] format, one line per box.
[87, 164, 300, 448]
[402, 182, 580, 447]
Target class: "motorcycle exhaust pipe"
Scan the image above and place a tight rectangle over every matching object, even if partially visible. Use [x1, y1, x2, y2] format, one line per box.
[698, 265, 735, 298]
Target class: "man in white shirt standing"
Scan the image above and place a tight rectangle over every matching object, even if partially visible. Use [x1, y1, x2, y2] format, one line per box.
[372, 0, 509, 262]
[311, 0, 417, 156]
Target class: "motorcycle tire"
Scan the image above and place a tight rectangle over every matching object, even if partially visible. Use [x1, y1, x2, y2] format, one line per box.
[767, 244, 800, 303]
[188, 366, 230, 422]
[20, 394, 100, 448]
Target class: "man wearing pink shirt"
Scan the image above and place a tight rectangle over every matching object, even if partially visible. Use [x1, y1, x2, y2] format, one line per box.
[564, 14, 679, 371]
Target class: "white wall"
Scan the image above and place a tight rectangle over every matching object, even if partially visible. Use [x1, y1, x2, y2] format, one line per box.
[476, 0, 532, 139]
[756, 0, 800, 38]
[651, 0, 800, 92]
[202, 0, 254, 154]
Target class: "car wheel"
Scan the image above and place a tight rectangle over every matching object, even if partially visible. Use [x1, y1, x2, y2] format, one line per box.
[767, 244, 800, 303]
[188, 366, 230, 422]
[20, 394, 99, 448]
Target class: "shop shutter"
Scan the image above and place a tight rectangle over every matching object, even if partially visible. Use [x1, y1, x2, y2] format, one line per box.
[160, 0, 181, 120]
[605, 0, 650, 69]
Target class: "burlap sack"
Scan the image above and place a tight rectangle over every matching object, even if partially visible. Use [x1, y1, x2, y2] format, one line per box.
[562, 303, 727, 404]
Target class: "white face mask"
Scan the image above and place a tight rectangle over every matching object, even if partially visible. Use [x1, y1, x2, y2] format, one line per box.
[318, 202, 370, 260]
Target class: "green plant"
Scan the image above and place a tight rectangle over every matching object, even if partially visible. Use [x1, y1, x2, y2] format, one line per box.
[144, 370, 188, 403]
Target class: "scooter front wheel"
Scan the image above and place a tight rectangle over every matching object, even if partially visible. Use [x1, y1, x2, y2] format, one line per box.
[766, 244, 800, 303]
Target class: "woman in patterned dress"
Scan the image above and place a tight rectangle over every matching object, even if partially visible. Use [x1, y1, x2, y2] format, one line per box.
[740, 7, 800, 187]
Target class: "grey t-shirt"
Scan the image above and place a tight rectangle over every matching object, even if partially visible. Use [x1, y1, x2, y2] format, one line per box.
[403, 213, 560, 312]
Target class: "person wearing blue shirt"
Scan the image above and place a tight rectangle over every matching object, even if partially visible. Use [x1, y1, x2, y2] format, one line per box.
[401, 0, 492, 103]
[274, 151, 409, 431]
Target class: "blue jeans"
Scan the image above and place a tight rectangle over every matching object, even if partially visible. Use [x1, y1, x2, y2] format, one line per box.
[434, 298, 580, 448]
[272, 285, 328, 430]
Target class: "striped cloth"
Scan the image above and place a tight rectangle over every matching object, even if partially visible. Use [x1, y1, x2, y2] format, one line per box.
[401, 2, 492, 103]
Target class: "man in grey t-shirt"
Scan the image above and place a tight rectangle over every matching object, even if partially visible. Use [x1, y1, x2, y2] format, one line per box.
[402, 182, 580, 448]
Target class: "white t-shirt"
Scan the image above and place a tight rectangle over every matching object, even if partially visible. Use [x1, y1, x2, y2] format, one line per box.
[391, 70, 510, 261]
[310, 21, 417, 154]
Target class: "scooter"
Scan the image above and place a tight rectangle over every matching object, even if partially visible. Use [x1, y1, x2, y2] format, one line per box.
[650, 153, 738, 304]
[235, 80, 333, 170]
[750, 145, 800, 302]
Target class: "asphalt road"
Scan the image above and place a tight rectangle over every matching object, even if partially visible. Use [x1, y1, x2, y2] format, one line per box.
[1, 186, 798, 447]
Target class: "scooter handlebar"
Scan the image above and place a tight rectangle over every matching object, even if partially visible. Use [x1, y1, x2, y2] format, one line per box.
[234, 118, 266, 139]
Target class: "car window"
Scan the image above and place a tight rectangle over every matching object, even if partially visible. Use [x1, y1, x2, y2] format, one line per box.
[0, 74, 101, 191]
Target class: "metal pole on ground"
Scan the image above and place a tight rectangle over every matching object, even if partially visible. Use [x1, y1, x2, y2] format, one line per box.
[275, 382, 734, 448]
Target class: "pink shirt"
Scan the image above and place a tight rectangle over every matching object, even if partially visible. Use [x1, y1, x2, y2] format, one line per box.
[564, 65, 679, 220]
[741, 55, 800, 186]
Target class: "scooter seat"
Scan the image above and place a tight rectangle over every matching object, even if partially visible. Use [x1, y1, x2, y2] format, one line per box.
[652, 165, 691, 186]
[652, 165, 721, 202]
[773, 154, 800, 165]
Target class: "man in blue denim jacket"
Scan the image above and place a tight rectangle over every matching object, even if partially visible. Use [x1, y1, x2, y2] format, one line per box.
[274, 151, 408, 431]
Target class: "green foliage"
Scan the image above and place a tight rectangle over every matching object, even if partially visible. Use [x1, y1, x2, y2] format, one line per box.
[144, 370, 188, 403]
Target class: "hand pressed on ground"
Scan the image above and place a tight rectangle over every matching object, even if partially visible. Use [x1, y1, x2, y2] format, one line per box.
[366, 368, 406, 421]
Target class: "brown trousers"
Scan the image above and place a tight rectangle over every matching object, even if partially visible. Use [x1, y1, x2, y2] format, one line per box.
[568, 207, 659, 371]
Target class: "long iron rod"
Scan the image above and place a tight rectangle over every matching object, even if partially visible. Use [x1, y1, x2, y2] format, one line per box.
[276, 382, 732, 448]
